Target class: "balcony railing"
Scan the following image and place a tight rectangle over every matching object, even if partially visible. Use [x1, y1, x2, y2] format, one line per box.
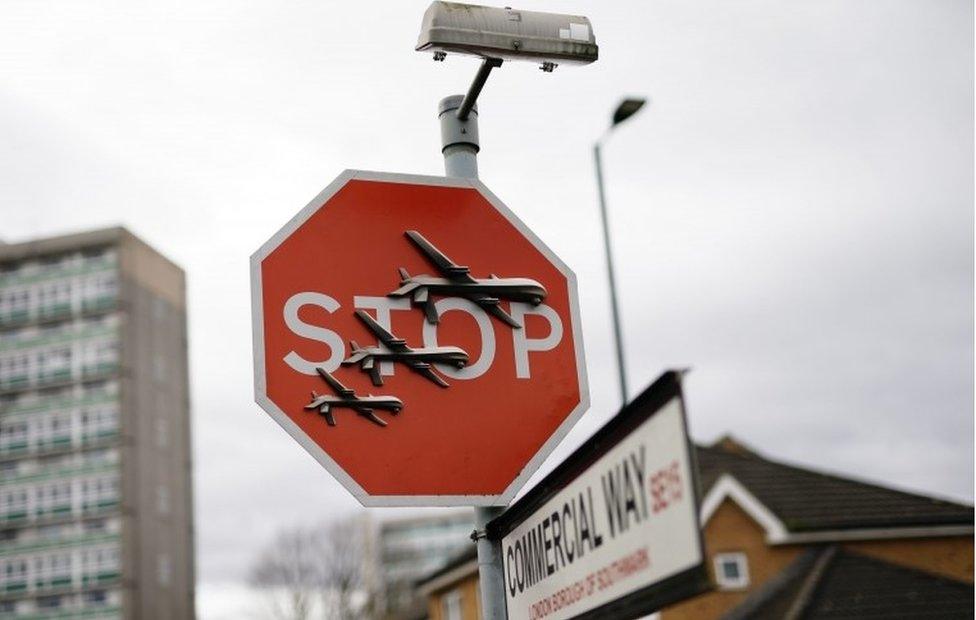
[0, 462, 117, 487]
[37, 370, 72, 387]
[0, 432, 118, 459]
[0, 511, 28, 524]
[36, 304, 72, 323]
[1, 580, 27, 594]
[81, 363, 117, 381]
[0, 364, 118, 396]
[0, 441, 29, 454]
[0, 376, 29, 391]
[0, 391, 117, 418]
[82, 570, 120, 586]
[0, 500, 118, 528]
[81, 499, 118, 513]
[33, 574, 72, 590]
[0, 294, 117, 334]
[80, 297, 116, 314]
[0, 258, 115, 287]
[0, 533, 118, 557]
[0, 324, 116, 353]
[33, 505, 73, 520]
[0, 310, 29, 328]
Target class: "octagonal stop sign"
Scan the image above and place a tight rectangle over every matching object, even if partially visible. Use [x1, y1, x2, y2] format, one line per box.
[251, 170, 588, 506]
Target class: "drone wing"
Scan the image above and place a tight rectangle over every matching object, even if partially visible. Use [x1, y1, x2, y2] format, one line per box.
[405, 231, 476, 283]
[354, 309, 410, 353]
[305, 392, 328, 410]
[367, 364, 383, 387]
[404, 360, 450, 388]
[343, 349, 368, 365]
[323, 407, 336, 426]
[316, 368, 356, 397]
[470, 295, 522, 329]
[354, 407, 388, 427]
[305, 395, 337, 426]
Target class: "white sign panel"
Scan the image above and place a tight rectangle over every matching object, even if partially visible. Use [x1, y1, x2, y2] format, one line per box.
[499, 394, 703, 619]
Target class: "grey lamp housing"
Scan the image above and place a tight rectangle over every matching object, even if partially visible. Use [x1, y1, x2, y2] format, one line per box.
[416, 1, 598, 68]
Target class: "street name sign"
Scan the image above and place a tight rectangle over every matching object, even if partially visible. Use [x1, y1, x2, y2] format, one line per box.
[486, 371, 709, 620]
[251, 170, 588, 506]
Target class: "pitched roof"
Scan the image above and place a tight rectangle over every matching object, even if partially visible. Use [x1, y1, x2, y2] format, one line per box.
[696, 436, 973, 532]
[724, 546, 975, 619]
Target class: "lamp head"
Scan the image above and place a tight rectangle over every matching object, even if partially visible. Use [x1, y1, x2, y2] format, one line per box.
[417, 1, 599, 69]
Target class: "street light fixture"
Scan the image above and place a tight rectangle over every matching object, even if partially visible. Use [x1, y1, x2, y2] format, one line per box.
[417, 1, 599, 121]
[416, 1, 599, 67]
[416, 4, 600, 619]
[594, 97, 647, 408]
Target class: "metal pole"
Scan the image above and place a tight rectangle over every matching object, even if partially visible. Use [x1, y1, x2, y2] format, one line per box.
[593, 141, 629, 407]
[457, 58, 502, 121]
[473, 505, 506, 620]
[439, 95, 479, 178]
[438, 94, 507, 619]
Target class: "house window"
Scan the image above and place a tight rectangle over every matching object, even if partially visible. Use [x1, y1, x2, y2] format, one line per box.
[714, 552, 750, 590]
[442, 589, 462, 620]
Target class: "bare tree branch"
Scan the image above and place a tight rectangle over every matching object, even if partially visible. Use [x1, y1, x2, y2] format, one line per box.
[248, 515, 377, 620]
[248, 525, 322, 620]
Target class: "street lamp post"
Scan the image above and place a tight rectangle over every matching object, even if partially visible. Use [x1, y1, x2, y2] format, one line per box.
[417, 4, 601, 618]
[594, 97, 646, 408]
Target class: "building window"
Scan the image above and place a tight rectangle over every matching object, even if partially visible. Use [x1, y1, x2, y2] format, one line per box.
[37, 525, 63, 540]
[152, 296, 168, 321]
[82, 380, 110, 396]
[85, 590, 107, 606]
[37, 595, 62, 609]
[158, 553, 172, 587]
[152, 355, 167, 383]
[157, 485, 170, 514]
[82, 247, 105, 262]
[155, 418, 168, 448]
[442, 589, 462, 620]
[714, 552, 750, 590]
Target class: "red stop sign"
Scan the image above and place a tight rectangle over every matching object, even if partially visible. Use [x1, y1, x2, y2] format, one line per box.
[251, 170, 588, 506]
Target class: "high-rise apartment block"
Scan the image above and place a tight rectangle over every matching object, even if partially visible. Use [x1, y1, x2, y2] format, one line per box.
[0, 228, 194, 618]
[378, 511, 474, 618]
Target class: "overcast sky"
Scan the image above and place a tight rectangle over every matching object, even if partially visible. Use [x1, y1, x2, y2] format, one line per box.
[1, 1, 972, 617]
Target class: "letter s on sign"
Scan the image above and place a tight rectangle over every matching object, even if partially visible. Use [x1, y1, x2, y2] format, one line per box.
[282, 292, 345, 375]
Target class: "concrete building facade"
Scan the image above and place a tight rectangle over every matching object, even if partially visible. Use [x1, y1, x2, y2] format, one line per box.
[0, 228, 194, 619]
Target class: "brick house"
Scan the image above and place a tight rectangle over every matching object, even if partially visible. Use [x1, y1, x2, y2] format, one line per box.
[665, 436, 972, 618]
[417, 436, 973, 619]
